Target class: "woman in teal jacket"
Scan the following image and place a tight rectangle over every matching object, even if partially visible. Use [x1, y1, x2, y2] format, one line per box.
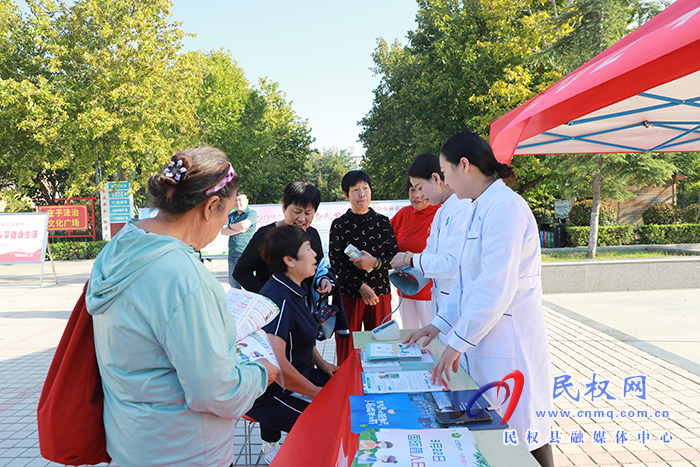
[87, 147, 278, 467]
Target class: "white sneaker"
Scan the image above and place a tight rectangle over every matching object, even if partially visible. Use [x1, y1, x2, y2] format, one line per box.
[261, 440, 280, 464]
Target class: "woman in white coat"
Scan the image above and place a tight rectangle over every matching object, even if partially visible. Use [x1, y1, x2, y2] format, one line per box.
[405, 132, 554, 467]
[390, 153, 471, 329]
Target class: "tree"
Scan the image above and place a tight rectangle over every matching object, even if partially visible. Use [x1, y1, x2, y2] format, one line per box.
[538, 0, 671, 257]
[360, 0, 563, 199]
[193, 50, 315, 204]
[668, 152, 700, 207]
[0, 0, 200, 204]
[547, 152, 674, 246]
[303, 148, 355, 202]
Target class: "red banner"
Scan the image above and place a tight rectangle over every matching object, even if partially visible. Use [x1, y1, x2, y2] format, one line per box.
[37, 205, 89, 231]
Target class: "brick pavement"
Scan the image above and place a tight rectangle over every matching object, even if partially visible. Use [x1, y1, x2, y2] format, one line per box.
[1, 260, 699, 466]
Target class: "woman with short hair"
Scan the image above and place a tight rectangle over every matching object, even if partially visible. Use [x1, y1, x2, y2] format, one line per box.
[329, 170, 399, 364]
[246, 224, 338, 463]
[234, 181, 326, 294]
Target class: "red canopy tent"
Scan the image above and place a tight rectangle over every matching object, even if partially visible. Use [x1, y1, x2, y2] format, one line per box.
[490, 0, 700, 164]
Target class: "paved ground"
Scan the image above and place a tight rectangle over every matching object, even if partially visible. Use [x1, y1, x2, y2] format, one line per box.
[1, 259, 699, 466]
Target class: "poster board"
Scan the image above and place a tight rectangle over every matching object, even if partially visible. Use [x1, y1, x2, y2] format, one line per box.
[37, 205, 89, 231]
[100, 182, 134, 241]
[0, 212, 53, 287]
[0, 212, 50, 263]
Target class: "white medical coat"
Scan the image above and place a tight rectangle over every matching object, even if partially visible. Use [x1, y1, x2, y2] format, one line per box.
[431, 179, 553, 449]
[412, 193, 472, 320]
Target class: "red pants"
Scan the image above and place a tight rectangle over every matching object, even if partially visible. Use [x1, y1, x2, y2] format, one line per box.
[336, 294, 393, 365]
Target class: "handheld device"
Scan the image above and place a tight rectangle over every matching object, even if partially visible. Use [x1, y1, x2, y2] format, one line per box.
[344, 244, 363, 259]
[434, 409, 493, 427]
[371, 319, 401, 341]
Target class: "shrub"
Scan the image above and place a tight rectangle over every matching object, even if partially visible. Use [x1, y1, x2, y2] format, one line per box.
[564, 225, 637, 247]
[642, 203, 681, 225]
[532, 207, 555, 224]
[638, 224, 700, 244]
[568, 200, 616, 226]
[682, 204, 700, 224]
[46, 241, 108, 260]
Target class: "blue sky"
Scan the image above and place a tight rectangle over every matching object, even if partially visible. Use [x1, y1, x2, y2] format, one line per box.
[170, 1, 419, 153]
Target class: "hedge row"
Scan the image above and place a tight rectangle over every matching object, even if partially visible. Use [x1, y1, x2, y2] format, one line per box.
[46, 241, 108, 260]
[564, 224, 700, 247]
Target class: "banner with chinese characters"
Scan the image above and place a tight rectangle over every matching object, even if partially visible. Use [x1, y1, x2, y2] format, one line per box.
[200, 200, 410, 257]
[36, 205, 89, 231]
[100, 182, 134, 241]
[0, 213, 49, 263]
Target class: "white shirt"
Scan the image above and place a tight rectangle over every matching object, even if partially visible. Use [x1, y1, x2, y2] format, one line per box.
[412, 193, 472, 320]
[431, 179, 553, 449]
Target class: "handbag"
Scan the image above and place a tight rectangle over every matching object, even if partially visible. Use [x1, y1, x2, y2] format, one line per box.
[37, 281, 111, 465]
[312, 299, 338, 341]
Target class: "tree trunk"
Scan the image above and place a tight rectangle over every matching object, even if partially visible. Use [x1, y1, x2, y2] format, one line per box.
[587, 156, 603, 259]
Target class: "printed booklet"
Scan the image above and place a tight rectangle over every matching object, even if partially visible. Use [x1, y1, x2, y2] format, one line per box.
[350, 390, 506, 433]
[361, 348, 435, 373]
[351, 427, 489, 466]
[366, 343, 423, 361]
[225, 287, 279, 342]
[235, 329, 280, 370]
[362, 370, 449, 394]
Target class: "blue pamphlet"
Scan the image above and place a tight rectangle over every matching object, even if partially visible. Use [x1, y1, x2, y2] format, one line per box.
[350, 390, 508, 434]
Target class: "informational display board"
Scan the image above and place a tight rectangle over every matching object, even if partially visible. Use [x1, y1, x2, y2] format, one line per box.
[0, 212, 50, 263]
[200, 200, 410, 258]
[100, 182, 134, 241]
[36, 205, 89, 231]
[554, 200, 572, 219]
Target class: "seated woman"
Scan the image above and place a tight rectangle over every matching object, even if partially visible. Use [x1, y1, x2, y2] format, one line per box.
[246, 224, 339, 463]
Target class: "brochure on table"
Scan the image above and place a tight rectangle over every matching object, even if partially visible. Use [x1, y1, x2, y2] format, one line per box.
[366, 343, 422, 361]
[350, 390, 507, 433]
[352, 427, 490, 467]
[362, 370, 449, 394]
[361, 348, 435, 373]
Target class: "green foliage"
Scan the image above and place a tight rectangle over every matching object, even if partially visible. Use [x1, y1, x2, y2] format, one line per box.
[303, 148, 355, 202]
[520, 171, 563, 210]
[642, 203, 681, 225]
[682, 204, 700, 224]
[532, 207, 555, 224]
[568, 200, 616, 226]
[0, 0, 201, 204]
[0, 2, 315, 207]
[565, 225, 637, 247]
[532, 0, 630, 74]
[359, 0, 563, 199]
[193, 50, 314, 204]
[47, 240, 108, 260]
[637, 224, 700, 244]
[668, 152, 700, 207]
[1, 190, 34, 212]
[565, 223, 700, 246]
[546, 153, 675, 204]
